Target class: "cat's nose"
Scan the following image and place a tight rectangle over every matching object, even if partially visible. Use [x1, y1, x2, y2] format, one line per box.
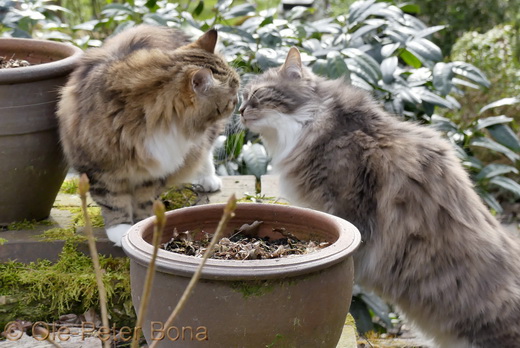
[239, 104, 246, 116]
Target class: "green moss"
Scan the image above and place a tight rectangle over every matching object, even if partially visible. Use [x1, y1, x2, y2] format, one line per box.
[0, 238, 6, 246]
[161, 185, 201, 211]
[6, 218, 54, 231]
[7, 219, 37, 230]
[0, 240, 134, 329]
[38, 227, 88, 243]
[59, 177, 79, 194]
[67, 206, 105, 228]
[266, 333, 286, 348]
[230, 280, 275, 298]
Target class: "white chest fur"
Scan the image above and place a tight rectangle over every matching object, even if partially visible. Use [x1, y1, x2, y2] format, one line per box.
[144, 126, 194, 177]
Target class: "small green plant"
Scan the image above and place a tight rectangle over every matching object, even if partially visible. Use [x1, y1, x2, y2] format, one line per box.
[59, 177, 79, 194]
[6, 219, 37, 230]
[432, 98, 520, 213]
[0, 241, 133, 329]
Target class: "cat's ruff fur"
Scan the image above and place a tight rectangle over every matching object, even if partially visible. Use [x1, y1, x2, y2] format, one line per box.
[240, 47, 520, 347]
[57, 25, 239, 246]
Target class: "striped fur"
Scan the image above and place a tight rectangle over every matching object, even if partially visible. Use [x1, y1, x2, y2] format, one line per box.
[240, 47, 520, 347]
[57, 25, 239, 245]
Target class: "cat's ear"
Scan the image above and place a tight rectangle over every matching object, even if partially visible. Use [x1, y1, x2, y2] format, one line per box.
[192, 68, 214, 94]
[281, 47, 303, 79]
[194, 29, 218, 53]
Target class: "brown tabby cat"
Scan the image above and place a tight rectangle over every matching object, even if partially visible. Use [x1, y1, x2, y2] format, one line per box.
[57, 25, 239, 246]
[240, 47, 520, 347]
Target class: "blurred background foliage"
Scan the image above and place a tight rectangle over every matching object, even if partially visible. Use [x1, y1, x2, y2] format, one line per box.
[1, 0, 519, 336]
[0, 0, 518, 216]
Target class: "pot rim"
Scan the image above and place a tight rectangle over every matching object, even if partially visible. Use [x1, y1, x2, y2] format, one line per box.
[0, 37, 83, 84]
[122, 203, 361, 280]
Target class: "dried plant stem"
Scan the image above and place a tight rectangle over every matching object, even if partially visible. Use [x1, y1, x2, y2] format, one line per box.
[79, 174, 110, 348]
[131, 201, 166, 348]
[148, 194, 237, 348]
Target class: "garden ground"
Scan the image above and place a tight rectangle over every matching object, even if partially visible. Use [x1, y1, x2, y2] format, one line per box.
[2, 175, 518, 347]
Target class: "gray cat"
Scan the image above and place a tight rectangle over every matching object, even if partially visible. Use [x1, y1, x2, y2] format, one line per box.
[240, 47, 520, 347]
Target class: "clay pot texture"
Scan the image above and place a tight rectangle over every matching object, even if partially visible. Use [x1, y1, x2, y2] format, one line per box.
[0, 38, 82, 224]
[122, 203, 361, 348]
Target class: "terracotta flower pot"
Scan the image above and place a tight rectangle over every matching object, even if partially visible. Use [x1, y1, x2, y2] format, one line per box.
[0, 38, 83, 224]
[122, 203, 361, 348]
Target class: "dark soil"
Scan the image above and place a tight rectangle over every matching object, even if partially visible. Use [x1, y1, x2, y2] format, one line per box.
[0, 56, 30, 69]
[162, 221, 330, 260]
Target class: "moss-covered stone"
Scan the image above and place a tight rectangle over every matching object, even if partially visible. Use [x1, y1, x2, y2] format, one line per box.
[160, 185, 201, 211]
[0, 240, 134, 329]
[37, 227, 87, 243]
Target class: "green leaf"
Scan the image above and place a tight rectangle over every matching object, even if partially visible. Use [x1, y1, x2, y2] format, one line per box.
[451, 61, 491, 88]
[255, 48, 282, 71]
[216, 0, 233, 12]
[470, 137, 520, 162]
[342, 48, 381, 84]
[478, 97, 520, 114]
[462, 155, 483, 170]
[414, 88, 454, 109]
[489, 176, 520, 197]
[381, 42, 400, 57]
[44, 5, 73, 14]
[348, 0, 377, 24]
[112, 21, 135, 35]
[350, 23, 384, 42]
[144, 0, 158, 10]
[384, 28, 409, 44]
[432, 62, 453, 96]
[398, 88, 421, 105]
[222, 3, 255, 20]
[381, 57, 397, 84]
[192, 1, 204, 17]
[476, 188, 503, 214]
[224, 132, 245, 159]
[475, 164, 519, 181]
[407, 68, 432, 86]
[415, 25, 445, 38]
[451, 77, 479, 89]
[242, 143, 269, 179]
[217, 26, 255, 43]
[487, 124, 520, 152]
[312, 59, 328, 77]
[431, 115, 459, 133]
[144, 14, 168, 26]
[349, 297, 375, 334]
[475, 115, 514, 130]
[73, 20, 99, 31]
[102, 3, 135, 15]
[399, 3, 421, 14]
[400, 49, 422, 68]
[326, 51, 349, 79]
[406, 38, 443, 63]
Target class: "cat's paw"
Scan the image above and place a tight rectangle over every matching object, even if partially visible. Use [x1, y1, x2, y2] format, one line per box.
[106, 224, 132, 247]
[192, 174, 222, 192]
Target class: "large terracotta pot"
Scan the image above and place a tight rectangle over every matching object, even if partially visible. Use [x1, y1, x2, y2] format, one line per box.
[122, 203, 361, 348]
[0, 38, 83, 224]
